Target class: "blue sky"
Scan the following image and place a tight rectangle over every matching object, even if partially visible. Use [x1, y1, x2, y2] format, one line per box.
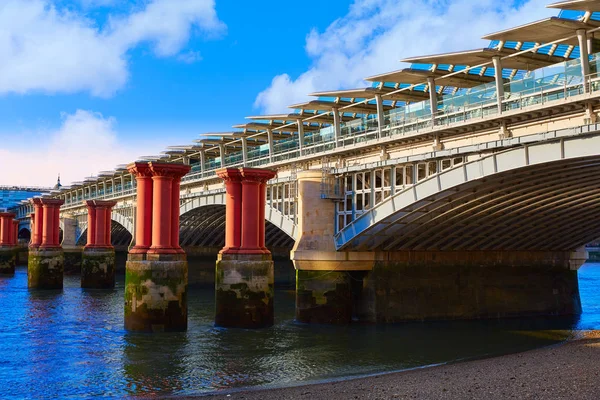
[0, 0, 555, 186]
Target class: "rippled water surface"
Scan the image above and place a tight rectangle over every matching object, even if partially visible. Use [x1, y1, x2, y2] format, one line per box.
[1, 262, 599, 398]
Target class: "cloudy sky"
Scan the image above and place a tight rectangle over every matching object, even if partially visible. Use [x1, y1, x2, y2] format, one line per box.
[0, 0, 556, 186]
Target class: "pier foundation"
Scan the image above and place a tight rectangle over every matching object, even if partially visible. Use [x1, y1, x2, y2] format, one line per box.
[296, 270, 352, 324]
[28, 198, 65, 289]
[124, 162, 190, 332]
[28, 249, 64, 289]
[124, 254, 188, 332]
[215, 253, 274, 328]
[0, 247, 17, 274]
[214, 168, 277, 329]
[82, 249, 116, 289]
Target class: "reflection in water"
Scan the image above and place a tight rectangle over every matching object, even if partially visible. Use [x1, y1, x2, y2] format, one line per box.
[0, 263, 598, 397]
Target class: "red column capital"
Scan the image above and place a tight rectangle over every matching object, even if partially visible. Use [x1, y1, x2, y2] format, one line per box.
[239, 168, 277, 184]
[127, 162, 153, 178]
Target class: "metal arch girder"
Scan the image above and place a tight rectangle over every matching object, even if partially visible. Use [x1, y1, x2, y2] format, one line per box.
[335, 132, 600, 251]
[424, 166, 600, 251]
[179, 192, 297, 242]
[386, 167, 600, 251]
[503, 193, 600, 250]
[407, 161, 600, 251]
[469, 182, 600, 251]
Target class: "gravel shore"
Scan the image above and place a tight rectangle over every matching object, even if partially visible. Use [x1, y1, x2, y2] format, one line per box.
[198, 331, 600, 400]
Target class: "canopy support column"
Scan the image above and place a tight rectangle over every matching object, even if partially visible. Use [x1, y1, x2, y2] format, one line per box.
[577, 29, 590, 93]
[375, 94, 385, 138]
[427, 77, 437, 126]
[492, 56, 505, 114]
[267, 129, 274, 163]
[296, 119, 305, 156]
[332, 108, 341, 147]
[241, 137, 248, 166]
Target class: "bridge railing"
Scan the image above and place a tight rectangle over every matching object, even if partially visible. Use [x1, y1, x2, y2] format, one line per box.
[179, 53, 600, 185]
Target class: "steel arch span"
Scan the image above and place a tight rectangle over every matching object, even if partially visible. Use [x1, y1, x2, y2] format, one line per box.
[179, 195, 298, 245]
[335, 132, 600, 252]
[179, 203, 297, 249]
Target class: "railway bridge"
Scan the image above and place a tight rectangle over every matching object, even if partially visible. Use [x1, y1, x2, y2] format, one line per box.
[4, 0, 600, 330]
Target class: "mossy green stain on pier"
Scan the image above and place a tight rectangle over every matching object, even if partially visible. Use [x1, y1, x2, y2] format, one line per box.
[0, 248, 17, 274]
[28, 249, 64, 289]
[124, 259, 188, 332]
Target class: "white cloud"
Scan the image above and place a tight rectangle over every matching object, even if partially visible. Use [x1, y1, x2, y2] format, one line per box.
[254, 0, 556, 114]
[0, 110, 165, 187]
[177, 50, 203, 64]
[0, 0, 225, 97]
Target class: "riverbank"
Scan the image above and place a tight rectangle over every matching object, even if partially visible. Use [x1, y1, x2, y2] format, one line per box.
[200, 331, 600, 399]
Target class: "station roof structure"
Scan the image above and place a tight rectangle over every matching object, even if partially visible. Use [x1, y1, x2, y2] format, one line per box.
[482, 17, 600, 45]
[402, 47, 571, 71]
[246, 113, 356, 124]
[547, 0, 600, 12]
[309, 87, 430, 102]
[289, 100, 391, 115]
[366, 68, 495, 88]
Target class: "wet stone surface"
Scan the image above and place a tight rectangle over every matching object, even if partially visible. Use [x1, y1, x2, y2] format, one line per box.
[296, 270, 352, 324]
[82, 249, 115, 289]
[28, 249, 64, 289]
[215, 255, 274, 328]
[124, 259, 188, 332]
[0, 248, 17, 275]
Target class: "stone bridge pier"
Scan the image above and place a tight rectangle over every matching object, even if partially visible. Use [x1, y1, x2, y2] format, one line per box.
[28, 198, 65, 289]
[82, 200, 117, 289]
[124, 162, 191, 332]
[292, 170, 585, 325]
[0, 212, 19, 274]
[215, 167, 277, 329]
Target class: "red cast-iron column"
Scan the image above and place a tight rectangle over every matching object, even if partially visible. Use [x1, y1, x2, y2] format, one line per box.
[127, 163, 153, 254]
[216, 168, 243, 254]
[239, 168, 277, 254]
[0, 213, 15, 247]
[147, 163, 190, 254]
[86, 201, 97, 247]
[85, 200, 117, 249]
[30, 199, 44, 248]
[40, 199, 64, 249]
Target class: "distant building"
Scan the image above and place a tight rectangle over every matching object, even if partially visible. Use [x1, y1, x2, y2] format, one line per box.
[0, 176, 56, 211]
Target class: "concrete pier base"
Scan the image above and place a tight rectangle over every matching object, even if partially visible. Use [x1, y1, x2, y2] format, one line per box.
[0, 247, 17, 274]
[82, 248, 115, 289]
[28, 249, 64, 289]
[215, 253, 274, 328]
[357, 253, 582, 323]
[124, 254, 188, 332]
[296, 270, 353, 324]
[64, 247, 83, 275]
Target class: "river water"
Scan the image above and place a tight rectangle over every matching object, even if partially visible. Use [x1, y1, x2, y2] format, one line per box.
[0, 262, 599, 398]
